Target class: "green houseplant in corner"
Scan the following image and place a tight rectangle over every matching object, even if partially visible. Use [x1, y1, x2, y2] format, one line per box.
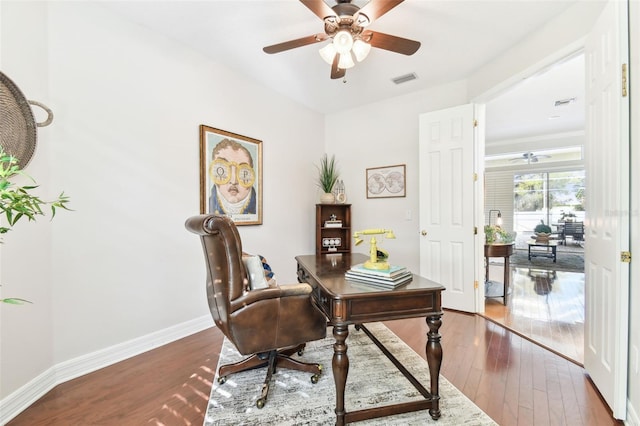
[316, 154, 339, 204]
[0, 148, 70, 304]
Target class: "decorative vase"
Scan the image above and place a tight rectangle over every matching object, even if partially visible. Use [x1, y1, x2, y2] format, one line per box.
[535, 232, 551, 242]
[320, 192, 335, 204]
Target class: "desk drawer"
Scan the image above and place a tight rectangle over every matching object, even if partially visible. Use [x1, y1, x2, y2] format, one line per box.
[297, 263, 331, 316]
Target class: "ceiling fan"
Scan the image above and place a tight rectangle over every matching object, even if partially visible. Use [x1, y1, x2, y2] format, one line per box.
[263, 0, 421, 80]
[509, 151, 551, 164]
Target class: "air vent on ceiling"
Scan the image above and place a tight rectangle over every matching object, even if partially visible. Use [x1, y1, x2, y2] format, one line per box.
[554, 97, 576, 107]
[392, 73, 418, 85]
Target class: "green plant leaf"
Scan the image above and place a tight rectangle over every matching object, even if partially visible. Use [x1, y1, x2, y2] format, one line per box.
[0, 146, 71, 238]
[316, 154, 340, 193]
[1, 298, 33, 305]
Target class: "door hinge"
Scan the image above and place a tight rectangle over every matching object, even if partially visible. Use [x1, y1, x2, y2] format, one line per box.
[473, 119, 479, 127]
[473, 172, 478, 182]
[474, 226, 478, 235]
[621, 251, 631, 263]
[474, 280, 479, 289]
[622, 64, 628, 97]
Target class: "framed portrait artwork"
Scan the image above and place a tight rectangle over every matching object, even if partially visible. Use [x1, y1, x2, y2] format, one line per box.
[199, 125, 263, 225]
[366, 164, 406, 199]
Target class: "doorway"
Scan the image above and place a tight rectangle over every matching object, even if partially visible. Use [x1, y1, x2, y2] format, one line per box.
[481, 52, 586, 364]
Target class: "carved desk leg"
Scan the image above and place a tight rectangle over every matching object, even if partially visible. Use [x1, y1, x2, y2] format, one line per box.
[426, 314, 443, 420]
[332, 324, 349, 426]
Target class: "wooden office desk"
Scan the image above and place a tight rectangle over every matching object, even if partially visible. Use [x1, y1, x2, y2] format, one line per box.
[296, 253, 445, 425]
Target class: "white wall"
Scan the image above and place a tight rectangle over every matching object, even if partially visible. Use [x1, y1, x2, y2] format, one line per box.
[0, 0, 56, 406]
[325, 81, 468, 274]
[0, 0, 324, 401]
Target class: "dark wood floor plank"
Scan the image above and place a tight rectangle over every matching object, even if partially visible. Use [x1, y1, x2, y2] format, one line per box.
[518, 332, 535, 412]
[518, 405, 535, 426]
[485, 265, 585, 364]
[8, 310, 618, 426]
[533, 387, 551, 425]
[502, 334, 522, 425]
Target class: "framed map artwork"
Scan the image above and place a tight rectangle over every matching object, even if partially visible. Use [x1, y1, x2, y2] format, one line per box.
[366, 164, 406, 199]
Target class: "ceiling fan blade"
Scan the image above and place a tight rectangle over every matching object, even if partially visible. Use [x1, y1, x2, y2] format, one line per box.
[357, 0, 404, 24]
[331, 55, 346, 80]
[509, 152, 553, 162]
[364, 30, 420, 55]
[263, 34, 328, 54]
[299, 0, 336, 20]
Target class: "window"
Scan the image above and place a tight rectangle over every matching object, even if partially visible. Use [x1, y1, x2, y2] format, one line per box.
[513, 170, 585, 233]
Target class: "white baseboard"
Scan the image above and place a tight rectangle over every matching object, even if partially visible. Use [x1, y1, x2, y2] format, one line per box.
[0, 367, 57, 426]
[0, 314, 213, 424]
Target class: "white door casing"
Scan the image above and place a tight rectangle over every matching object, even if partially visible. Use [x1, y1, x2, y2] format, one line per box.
[418, 104, 483, 313]
[583, 0, 630, 419]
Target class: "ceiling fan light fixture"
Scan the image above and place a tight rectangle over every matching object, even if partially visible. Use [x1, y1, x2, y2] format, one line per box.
[333, 30, 353, 54]
[263, 1, 420, 80]
[338, 52, 355, 69]
[319, 43, 337, 65]
[355, 12, 370, 27]
[352, 39, 371, 62]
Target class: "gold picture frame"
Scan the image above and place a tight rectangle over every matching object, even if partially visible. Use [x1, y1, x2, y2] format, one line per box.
[199, 125, 263, 225]
[366, 164, 406, 199]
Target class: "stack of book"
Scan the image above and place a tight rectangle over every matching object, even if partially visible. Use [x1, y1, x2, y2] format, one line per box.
[324, 220, 342, 228]
[345, 263, 413, 288]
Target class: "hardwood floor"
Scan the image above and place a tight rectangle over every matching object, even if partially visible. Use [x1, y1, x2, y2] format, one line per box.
[483, 264, 585, 364]
[7, 310, 617, 426]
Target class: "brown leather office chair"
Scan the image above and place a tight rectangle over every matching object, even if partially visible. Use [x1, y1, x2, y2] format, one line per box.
[185, 214, 327, 408]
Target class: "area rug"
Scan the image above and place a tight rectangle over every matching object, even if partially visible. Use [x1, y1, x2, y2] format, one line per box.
[493, 248, 584, 272]
[204, 322, 497, 426]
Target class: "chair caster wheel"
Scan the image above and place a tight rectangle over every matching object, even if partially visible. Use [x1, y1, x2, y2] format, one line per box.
[311, 374, 320, 384]
[217, 376, 227, 384]
[256, 398, 266, 409]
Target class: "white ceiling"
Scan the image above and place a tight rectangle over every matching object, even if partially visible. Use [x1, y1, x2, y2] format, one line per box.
[485, 51, 585, 142]
[99, 0, 585, 144]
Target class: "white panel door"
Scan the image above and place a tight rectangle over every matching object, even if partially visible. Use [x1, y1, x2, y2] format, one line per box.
[584, 0, 630, 419]
[418, 104, 482, 312]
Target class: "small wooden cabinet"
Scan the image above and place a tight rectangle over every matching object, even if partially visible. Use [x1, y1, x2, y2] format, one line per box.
[316, 204, 351, 255]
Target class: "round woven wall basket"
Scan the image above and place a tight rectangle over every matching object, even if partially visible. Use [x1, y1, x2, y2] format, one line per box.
[0, 71, 53, 169]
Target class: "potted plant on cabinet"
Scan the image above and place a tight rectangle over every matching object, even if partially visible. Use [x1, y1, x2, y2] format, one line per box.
[315, 154, 339, 204]
[0, 148, 70, 304]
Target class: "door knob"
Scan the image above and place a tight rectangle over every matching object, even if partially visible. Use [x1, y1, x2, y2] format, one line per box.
[421, 230, 427, 236]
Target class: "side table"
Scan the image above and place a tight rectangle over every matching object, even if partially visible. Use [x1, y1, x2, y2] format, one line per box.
[484, 243, 514, 305]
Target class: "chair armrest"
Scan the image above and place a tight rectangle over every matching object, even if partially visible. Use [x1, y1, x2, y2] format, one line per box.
[230, 283, 313, 312]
